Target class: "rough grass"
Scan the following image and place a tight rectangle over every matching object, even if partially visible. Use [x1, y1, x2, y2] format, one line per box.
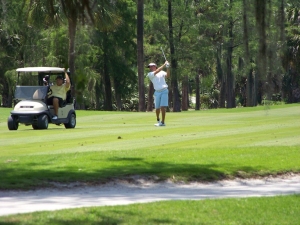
[1, 195, 299, 224]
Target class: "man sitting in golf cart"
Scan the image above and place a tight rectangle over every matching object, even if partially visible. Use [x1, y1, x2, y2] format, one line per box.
[47, 68, 70, 120]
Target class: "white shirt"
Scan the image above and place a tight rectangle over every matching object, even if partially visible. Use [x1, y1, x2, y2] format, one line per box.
[148, 71, 168, 91]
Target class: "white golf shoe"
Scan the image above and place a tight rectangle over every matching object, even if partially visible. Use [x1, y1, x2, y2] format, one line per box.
[154, 119, 160, 126]
[155, 122, 165, 127]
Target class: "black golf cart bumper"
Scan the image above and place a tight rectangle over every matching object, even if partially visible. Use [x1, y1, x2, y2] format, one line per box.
[10, 110, 51, 124]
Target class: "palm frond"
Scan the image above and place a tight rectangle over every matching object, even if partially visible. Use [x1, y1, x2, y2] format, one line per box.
[95, 2, 122, 32]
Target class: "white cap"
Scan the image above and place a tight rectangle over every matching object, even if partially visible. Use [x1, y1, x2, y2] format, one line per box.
[147, 63, 157, 68]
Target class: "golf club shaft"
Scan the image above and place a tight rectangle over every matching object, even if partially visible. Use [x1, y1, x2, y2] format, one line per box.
[160, 47, 167, 61]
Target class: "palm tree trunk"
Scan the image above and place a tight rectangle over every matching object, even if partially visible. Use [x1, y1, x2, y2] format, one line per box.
[137, 0, 145, 112]
[103, 32, 113, 111]
[168, 0, 181, 112]
[95, 79, 102, 110]
[226, 0, 235, 108]
[217, 46, 225, 108]
[226, 51, 235, 108]
[182, 75, 188, 111]
[255, 0, 267, 86]
[113, 77, 122, 111]
[146, 82, 154, 111]
[68, 19, 76, 98]
[243, 0, 253, 107]
[168, 86, 172, 108]
[195, 72, 200, 110]
[253, 71, 258, 106]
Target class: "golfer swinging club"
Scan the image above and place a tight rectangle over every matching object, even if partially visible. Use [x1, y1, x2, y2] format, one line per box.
[147, 61, 170, 126]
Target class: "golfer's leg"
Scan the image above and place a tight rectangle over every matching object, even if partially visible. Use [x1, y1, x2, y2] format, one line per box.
[161, 107, 166, 123]
[53, 98, 59, 116]
[154, 91, 161, 121]
[156, 108, 160, 120]
[160, 89, 169, 124]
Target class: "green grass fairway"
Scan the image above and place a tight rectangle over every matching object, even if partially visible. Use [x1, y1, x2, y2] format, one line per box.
[0, 104, 300, 189]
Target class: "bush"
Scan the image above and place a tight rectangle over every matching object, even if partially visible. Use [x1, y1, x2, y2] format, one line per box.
[200, 93, 218, 109]
[272, 93, 281, 102]
[200, 95, 210, 109]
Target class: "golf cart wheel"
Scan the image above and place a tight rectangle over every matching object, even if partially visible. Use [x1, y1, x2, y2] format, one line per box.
[64, 113, 76, 129]
[7, 115, 19, 130]
[32, 124, 39, 130]
[37, 114, 49, 129]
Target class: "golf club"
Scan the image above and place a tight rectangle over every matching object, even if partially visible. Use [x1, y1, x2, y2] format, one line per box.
[160, 47, 167, 61]
[160, 47, 170, 68]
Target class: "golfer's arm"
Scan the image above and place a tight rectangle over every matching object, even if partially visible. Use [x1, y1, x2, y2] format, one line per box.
[154, 63, 167, 75]
[166, 68, 170, 78]
[65, 72, 71, 89]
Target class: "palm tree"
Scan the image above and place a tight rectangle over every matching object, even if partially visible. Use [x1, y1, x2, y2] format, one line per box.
[27, 0, 120, 100]
[168, 0, 181, 112]
[137, 0, 145, 112]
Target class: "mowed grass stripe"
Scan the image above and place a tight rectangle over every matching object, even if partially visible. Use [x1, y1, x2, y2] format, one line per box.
[1, 122, 297, 156]
[1, 106, 299, 154]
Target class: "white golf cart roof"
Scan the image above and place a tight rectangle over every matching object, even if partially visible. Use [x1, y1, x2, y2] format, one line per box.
[16, 67, 65, 73]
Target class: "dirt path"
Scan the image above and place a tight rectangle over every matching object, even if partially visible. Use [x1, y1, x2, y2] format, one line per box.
[1, 174, 300, 216]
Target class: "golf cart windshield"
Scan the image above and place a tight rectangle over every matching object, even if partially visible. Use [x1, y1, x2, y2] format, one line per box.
[14, 86, 48, 100]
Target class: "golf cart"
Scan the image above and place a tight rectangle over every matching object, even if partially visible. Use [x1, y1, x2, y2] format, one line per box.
[7, 67, 76, 130]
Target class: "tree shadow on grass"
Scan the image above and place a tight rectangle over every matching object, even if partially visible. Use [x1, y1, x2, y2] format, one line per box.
[0, 156, 266, 190]
[4, 209, 176, 225]
[107, 157, 144, 161]
[0, 158, 271, 224]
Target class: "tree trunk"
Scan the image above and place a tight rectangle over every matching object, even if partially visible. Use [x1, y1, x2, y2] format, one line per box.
[255, 0, 268, 105]
[243, 0, 253, 107]
[217, 46, 225, 108]
[247, 68, 254, 106]
[7, 94, 12, 108]
[253, 71, 258, 106]
[226, 53, 235, 108]
[168, 86, 172, 108]
[226, 0, 235, 108]
[255, 0, 267, 84]
[168, 0, 181, 112]
[279, 0, 285, 43]
[115, 92, 122, 111]
[113, 78, 122, 111]
[137, 0, 145, 112]
[103, 32, 113, 111]
[171, 79, 181, 112]
[219, 79, 226, 108]
[146, 82, 154, 111]
[182, 75, 188, 111]
[68, 18, 76, 98]
[95, 79, 102, 110]
[195, 72, 200, 110]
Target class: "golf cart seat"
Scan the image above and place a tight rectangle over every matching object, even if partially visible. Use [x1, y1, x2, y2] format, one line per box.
[33, 89, 44, 100]
[60, 90, 73, 107]
[65, 90, 73, 104]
